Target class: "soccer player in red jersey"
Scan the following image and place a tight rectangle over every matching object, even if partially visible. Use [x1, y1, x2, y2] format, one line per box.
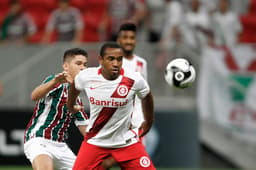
[68, 42, 155, 170]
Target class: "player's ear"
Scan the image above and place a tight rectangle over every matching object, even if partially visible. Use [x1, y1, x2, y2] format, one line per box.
[116, 36, 120, 43]
[62, 62, 68, 70]
[98, 55, 103, 65]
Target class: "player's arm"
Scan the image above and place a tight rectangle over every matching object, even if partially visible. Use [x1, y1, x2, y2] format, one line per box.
[67, 82, 81, 113]
[77, 125, 87, 136]
[31, 72, 69, 101]
[140, 91, 154, 137]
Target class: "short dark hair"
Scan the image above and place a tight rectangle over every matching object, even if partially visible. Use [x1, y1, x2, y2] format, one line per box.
[63, 48, 88, 62]
[118, 22, 137, 35]
[100, 42, 122, 57]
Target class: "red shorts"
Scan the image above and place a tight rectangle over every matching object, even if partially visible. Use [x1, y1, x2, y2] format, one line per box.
[73, 141, 156, 170]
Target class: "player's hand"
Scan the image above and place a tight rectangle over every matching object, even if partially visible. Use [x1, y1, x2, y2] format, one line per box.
[139, 120, 153, 137]
[72, 105, 83, 113]
[54, 71, 68, 83]
[54, 71, 73, 84]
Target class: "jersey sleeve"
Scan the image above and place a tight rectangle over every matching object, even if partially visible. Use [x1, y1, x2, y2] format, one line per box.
[74, 71, 85, 91]
[42, 75, 62, 97]
[73, 111, 89, 126]
[134, 73, 150, 99]
[142, 60, 148, 81]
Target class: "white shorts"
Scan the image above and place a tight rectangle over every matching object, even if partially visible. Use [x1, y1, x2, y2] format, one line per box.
[24, 137, 76, 170]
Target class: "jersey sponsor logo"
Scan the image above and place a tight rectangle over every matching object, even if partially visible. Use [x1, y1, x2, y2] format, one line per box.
[89, 97, 128, 107]
[139, 156, 151, 167]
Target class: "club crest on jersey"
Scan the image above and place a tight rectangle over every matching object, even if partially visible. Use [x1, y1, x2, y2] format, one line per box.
[139, 156, 151, 167]
[111, 77, 134, 98]
[117, 85, 129, 97]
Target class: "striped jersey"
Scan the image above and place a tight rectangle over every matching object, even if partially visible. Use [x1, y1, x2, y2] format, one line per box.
[75, 67, 150, 148]
[122, 54, 148, 128]
[24, 75, 88, 143]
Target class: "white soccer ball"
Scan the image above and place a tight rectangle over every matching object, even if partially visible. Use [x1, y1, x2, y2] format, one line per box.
[164, 58, 196, 88]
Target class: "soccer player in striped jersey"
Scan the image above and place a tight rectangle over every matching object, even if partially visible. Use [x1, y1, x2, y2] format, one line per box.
[24, 48, 89, 170]
[68, 42, 155, 169]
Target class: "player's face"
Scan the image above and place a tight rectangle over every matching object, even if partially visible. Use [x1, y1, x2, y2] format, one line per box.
[117, 31, 136, 55]
[99, 48, 123, 80]
[63, 55, 87, 79]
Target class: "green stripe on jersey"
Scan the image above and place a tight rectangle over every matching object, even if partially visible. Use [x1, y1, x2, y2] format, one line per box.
[52, 104, 68, 141]
[25, 99, 46, 142]
[36, 85, 63, 138]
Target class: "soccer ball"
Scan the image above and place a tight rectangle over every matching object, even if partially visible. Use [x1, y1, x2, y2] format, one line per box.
[164, 58, 196, 88]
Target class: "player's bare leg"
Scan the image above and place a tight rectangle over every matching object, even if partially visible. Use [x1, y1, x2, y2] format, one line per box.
[101, 157, 117, 169]
[32, 154, 54, 170]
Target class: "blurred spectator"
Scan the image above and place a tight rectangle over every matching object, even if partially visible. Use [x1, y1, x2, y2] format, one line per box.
[211, 0, 242, 48]
[160, 0, 184, 49]
[42, 0, 84, 44]
[184, 0, 211, 49]
[145, 0, 165, 43]
[101, 0, 147, 41]
[155, 0, 184, 70]
[200, 0, 218, 14]
[0, 0, 36, 45]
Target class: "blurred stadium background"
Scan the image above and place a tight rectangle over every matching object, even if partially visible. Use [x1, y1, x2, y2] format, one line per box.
[1, 0, 256, 169]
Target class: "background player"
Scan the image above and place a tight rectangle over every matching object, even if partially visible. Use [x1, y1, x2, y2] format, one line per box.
[117, 22, 148, 134]
[24, 48, 88, 170]
[68, 42, 155, 169]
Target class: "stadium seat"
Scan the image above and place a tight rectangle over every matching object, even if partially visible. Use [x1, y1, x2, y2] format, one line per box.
[26, 9, 50, 30]
[83, 14, 101, 42]
[0, 9, 9, 26]
[0, 0, 10, 25]
[20, 0, 57, 11]
[25, 9, 51, 43]
[0, 0, 10, 9]
[70, 0, 87, 11]
[81, 0, 108, 42]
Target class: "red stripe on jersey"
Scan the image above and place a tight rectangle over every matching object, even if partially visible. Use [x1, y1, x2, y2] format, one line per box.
[44, 88, 67, 140]
[57, 113, 71, 142]
[111, 76, 134, 98]
[86, 107, 117, 140]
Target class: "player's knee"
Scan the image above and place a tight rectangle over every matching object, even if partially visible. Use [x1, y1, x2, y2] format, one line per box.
[32, 155, 54, 170]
